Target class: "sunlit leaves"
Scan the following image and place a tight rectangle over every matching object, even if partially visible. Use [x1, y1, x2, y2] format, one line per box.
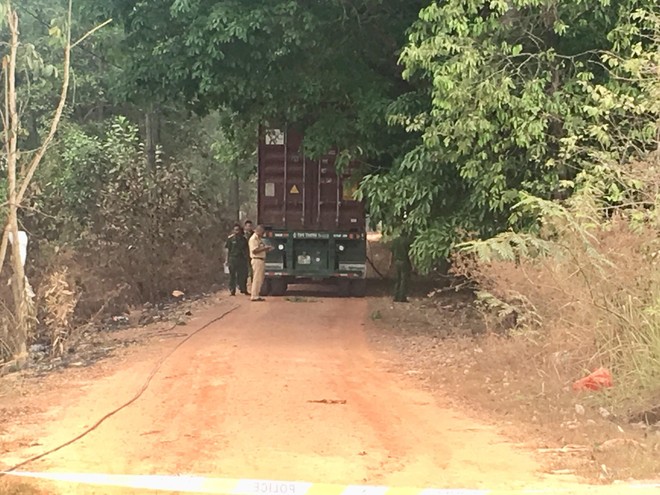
[359, 0, 660, 272]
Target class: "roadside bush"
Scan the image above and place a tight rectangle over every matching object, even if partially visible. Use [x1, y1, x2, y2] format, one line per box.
[456, 158, 660, 417]
[6, 116, 230, 357]
[38, 267, 78, 356]
[446, 5, 660, 418]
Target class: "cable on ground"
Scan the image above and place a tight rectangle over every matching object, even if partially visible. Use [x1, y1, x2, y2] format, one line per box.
[0, 304, 240, 477]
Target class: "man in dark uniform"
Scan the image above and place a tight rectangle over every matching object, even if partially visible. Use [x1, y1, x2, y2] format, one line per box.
[225, 224, 249, 296]
[390, 230, 413, 303]
[244, 220, 254, 239]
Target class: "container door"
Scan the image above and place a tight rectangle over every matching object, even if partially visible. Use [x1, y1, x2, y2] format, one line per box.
[283, 130, 305, 230]
[259, 127, 365, 232]
[259, 128, 286, 228]
[317, 151, 339, 231]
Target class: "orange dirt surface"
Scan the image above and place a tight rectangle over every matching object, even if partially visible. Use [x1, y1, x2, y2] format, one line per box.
[1, 291, 602, 494]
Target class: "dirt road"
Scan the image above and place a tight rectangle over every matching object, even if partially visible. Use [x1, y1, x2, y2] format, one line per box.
[2, 293, 581, 493]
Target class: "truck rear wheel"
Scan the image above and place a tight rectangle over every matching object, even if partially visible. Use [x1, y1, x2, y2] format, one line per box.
[270, 279, 288, 296]
[350, 279, 367, 298]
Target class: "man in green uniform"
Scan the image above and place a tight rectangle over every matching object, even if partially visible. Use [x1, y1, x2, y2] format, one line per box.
[225, 224, 249, 296]
[390, 230, 413, 303]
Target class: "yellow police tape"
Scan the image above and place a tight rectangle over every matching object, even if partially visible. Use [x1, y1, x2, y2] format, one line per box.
[4, 472, 660, 495]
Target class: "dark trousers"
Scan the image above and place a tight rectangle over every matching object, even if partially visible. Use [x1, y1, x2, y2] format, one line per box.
[393, 261, 411, 302]
[228, 259, 248, 294]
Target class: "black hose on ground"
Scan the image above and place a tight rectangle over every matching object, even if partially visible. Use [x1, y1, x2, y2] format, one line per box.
[0, 304, 240, 477]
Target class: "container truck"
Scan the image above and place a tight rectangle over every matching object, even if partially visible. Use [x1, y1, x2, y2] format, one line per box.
[257, 127, 367, 297]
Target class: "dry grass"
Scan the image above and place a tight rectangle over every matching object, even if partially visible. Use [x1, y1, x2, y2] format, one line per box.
[367, 173, 660, 480]
[445, 179, 660, 479]
[369, 294, 660, 481]
[459, 212, 660, 418]
[0, 480, 46, 495]
[38, 267, 78, 356]
[0, 230, 226, 364]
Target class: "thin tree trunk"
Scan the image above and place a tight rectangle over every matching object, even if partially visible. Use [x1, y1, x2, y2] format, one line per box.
[4, 6, 28, 359]
[0, 0, 91, 363]
[233, 162, 240, 221]
[145, 105, 161, 169]
[0, 0, 75, 277]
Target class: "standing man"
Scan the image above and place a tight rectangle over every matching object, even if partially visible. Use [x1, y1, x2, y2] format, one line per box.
[225, 224, 249, 296]
[244, 220, 255, 286]
[249, 224, 273, 301]
[244, 220, 254, 239]
[390, 230, 413, 303]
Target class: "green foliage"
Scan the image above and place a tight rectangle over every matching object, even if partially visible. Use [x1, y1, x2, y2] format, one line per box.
[8, 0, 660, 317]
[458, 230, 557, 264]
[26, 116, 218, 301]
[102, 0, 425, 160]
[1, 0, 264, 356]
[361, 0, 660, 272]
[97, 144, 211, 300]
[461, 161, 660, 412]
[13, 0, 123, 149]
[449, 5, 660, 413]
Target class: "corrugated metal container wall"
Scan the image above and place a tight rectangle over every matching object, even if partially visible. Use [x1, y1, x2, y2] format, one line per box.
[258, 128, 366, 232]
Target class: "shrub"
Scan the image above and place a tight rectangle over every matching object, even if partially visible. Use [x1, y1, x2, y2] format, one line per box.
[456, 159, 660, 416]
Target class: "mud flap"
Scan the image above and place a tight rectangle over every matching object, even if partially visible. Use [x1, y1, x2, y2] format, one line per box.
[270, 279, 288, 296]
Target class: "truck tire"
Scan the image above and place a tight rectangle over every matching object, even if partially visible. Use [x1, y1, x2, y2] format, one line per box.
[270, 279, 288, 296]
[350, 279, 367, 298]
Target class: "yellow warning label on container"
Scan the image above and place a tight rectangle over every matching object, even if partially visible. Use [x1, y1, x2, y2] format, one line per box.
[290, 185, 300, 194]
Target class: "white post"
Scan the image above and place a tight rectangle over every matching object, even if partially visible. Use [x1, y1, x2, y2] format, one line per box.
[8, 230, 35, 298]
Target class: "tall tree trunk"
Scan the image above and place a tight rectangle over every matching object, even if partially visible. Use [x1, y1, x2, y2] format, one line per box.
[542, 2, 569, 199]
[95, 59, 105, 121]
[145, 105, 161, 169]
[1, 0, 79, 363]
[3, 6, 28, 360]
[233, 162, 240, 221]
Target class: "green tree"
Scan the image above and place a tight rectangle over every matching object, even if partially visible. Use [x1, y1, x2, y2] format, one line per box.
[15, 0, 123, 136]
[1, 0, 75, 363]
[103, 0, 426, 159]
[360, 0, 659, 271]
